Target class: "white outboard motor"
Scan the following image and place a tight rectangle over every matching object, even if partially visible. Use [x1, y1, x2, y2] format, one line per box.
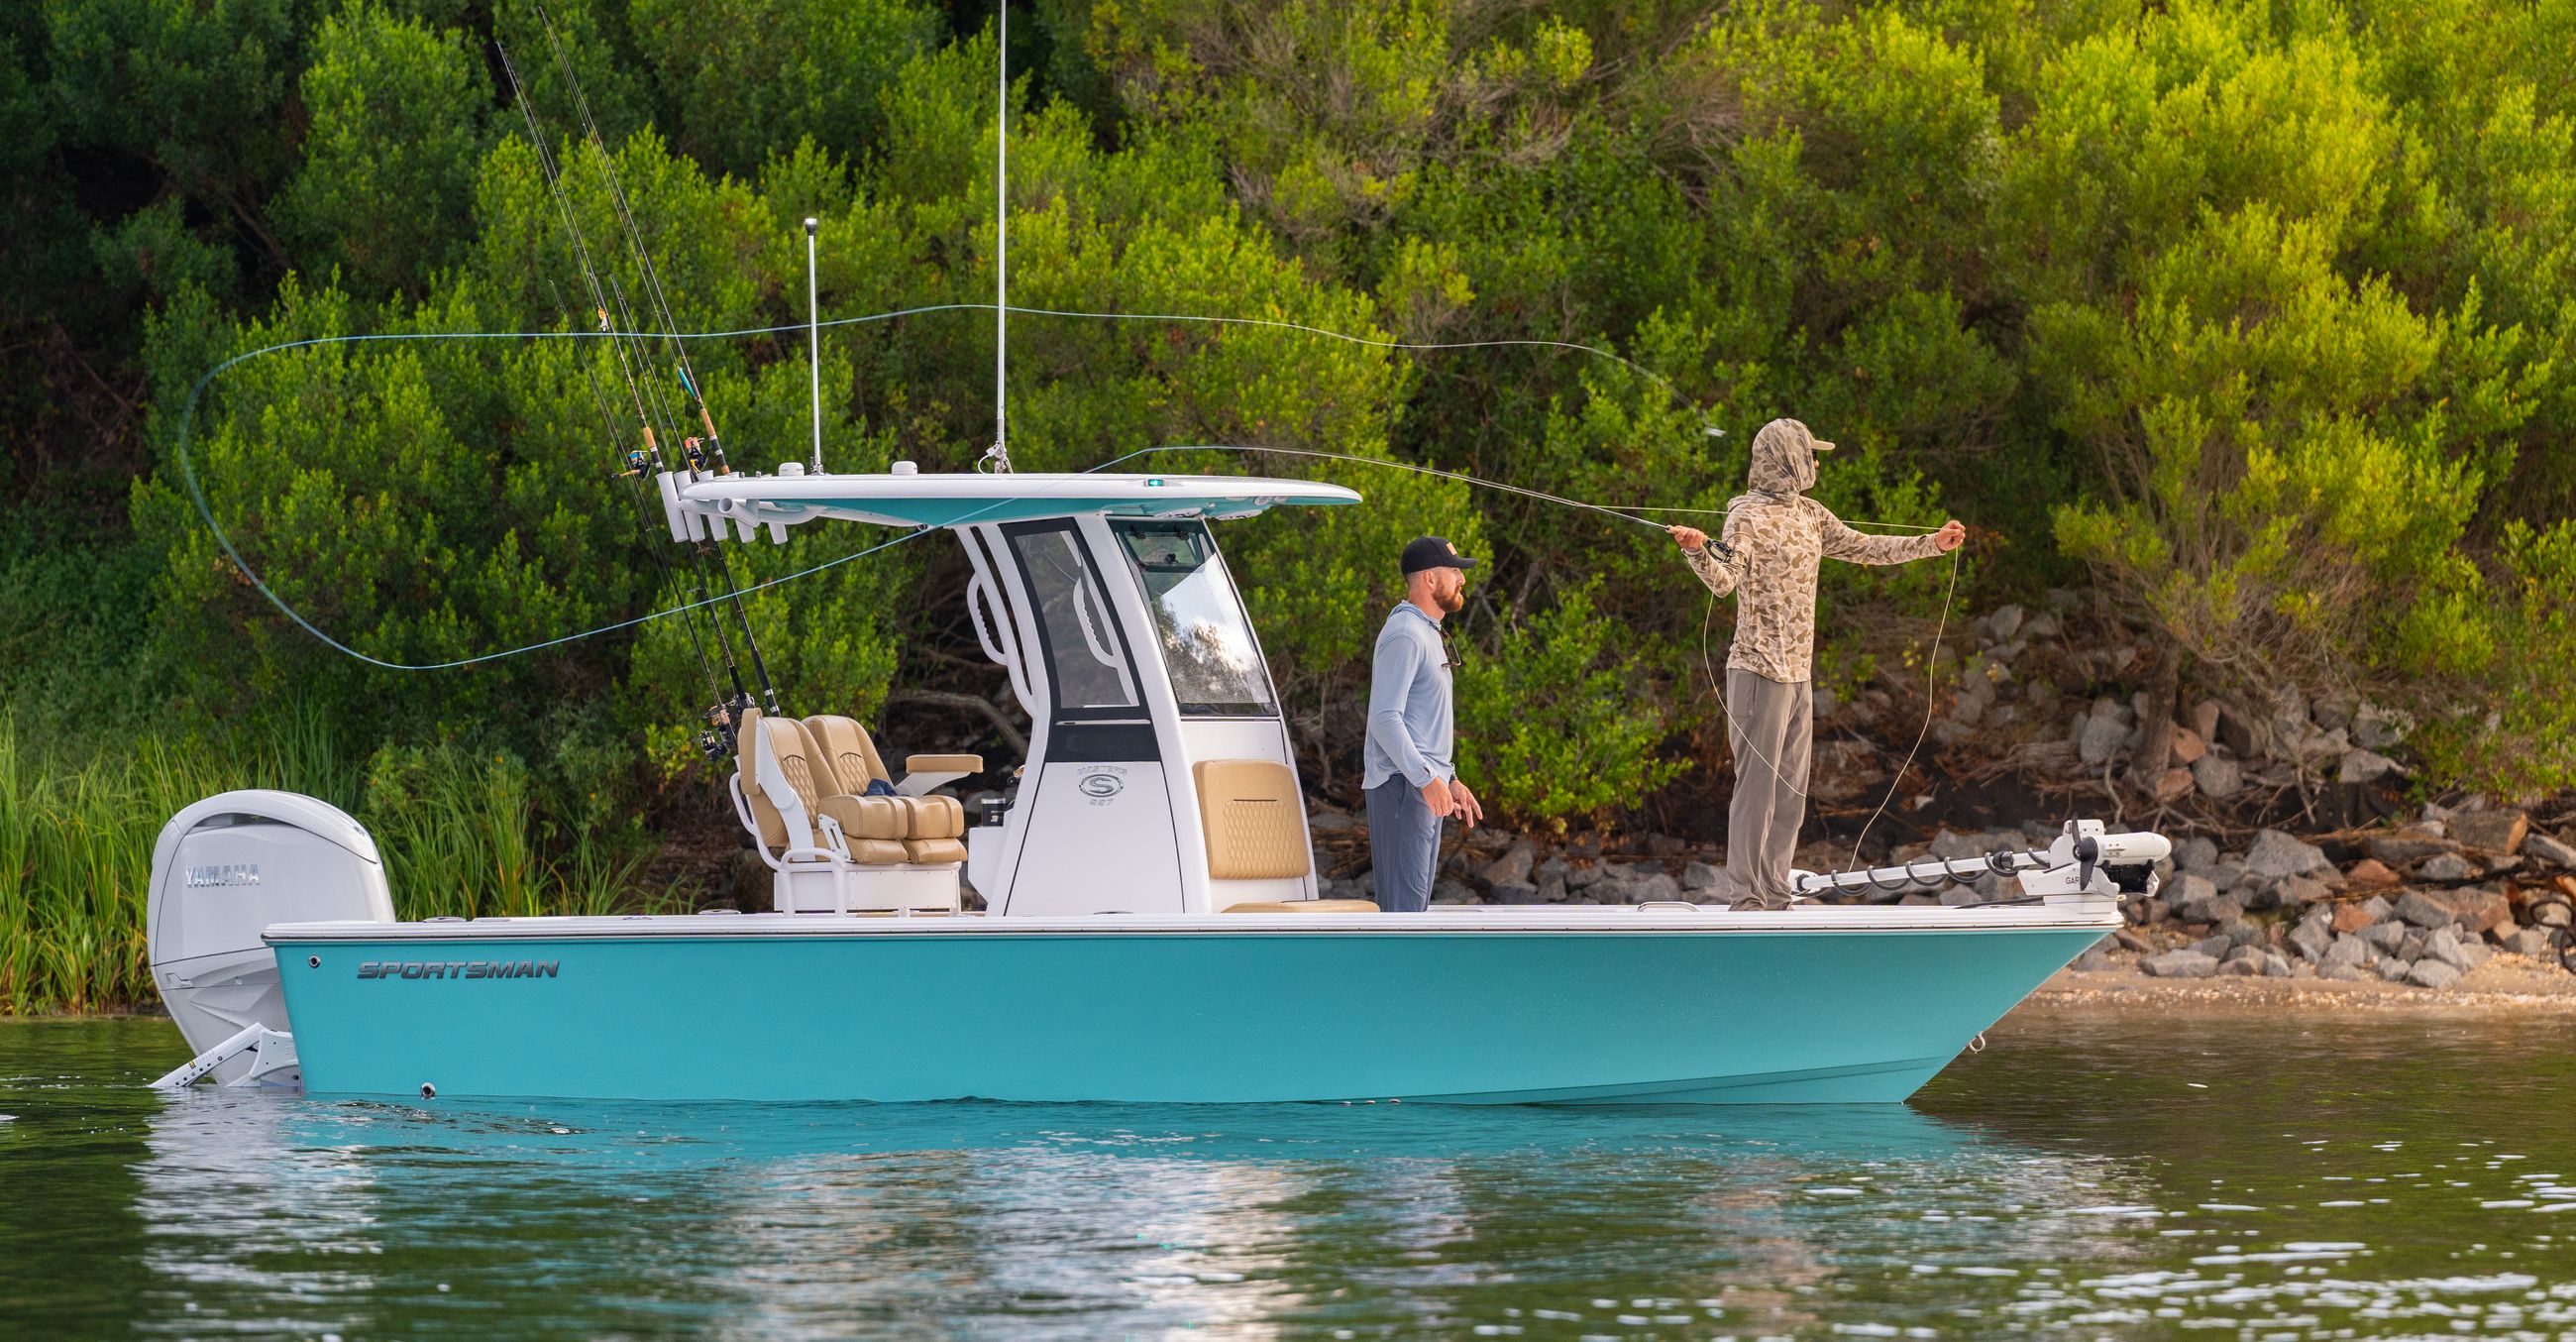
[147, 791, 393, 1086]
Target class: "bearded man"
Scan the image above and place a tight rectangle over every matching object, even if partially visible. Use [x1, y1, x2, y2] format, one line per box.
[1361, 535, 1485, 912]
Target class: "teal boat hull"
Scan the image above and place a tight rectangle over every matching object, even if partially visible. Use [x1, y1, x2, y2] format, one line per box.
[265, 912, 2110, 1104]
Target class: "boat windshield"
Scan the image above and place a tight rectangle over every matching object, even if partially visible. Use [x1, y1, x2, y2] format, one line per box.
[1113, 520, 1277, 717]
[1009, 524, 1142, 715]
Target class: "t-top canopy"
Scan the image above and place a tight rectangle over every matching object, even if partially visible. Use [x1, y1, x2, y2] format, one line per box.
[677, 468, 1362, 530]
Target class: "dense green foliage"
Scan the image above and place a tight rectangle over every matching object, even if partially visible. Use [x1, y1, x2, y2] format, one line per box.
[3, 0, 2574, 1008]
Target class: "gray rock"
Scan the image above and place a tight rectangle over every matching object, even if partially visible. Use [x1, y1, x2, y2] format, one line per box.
[2320, 934, 2371, 970]
[1681, 859, 1724, 892]
[2407, 958, 2464, 990]
[2079, 714, 2130, 765]
[2360, 921, 2411, 952]
[2392, 890, 2459, 930]
[2273, 874, 2331, 909]
[2218, 956, 2261, 976]
[2245, 830, 2332, 880]
[2353, 701, 2411, 750]
[2523, 831, 2576, 868]
[2289, 914, 2333, 963]
[2417, 852, 2477, 883]
[2367, 831, 2456, 865]
[2377, 955, 2413, 981]
[1487, 880, 1543, 906]
[2338, 748, 2400, 784]
[2261, 951, 2296, 977]
[2178, 890, 2245, 928]
[1432, 878, 1477, 905]
[1309, 807, 1357, 832]
[2174, 836, 2221, 873]
[1563, 861, 1601, 890]
[2165, 873, 2216, 918]
[2419, 927, 2472, 970]
[2399, 929, 2427, 961]
[2317, 961, 2368, 981]
[1629, 872, 1684, 903]
[2221, 920, 2268, 950]
[2142, 950, 2221, 978]
[2461, 939, 2494, 970]
[2504, 928, 2555, 957]
[2192, 752, 2243, 800]
[1537, 873, 1568, 903]
[1481, 839, 1537, 888]
[2208, 859, 2247, 890]
[1986, 604, 2026, 641]
[2191, 933, 2230, 959]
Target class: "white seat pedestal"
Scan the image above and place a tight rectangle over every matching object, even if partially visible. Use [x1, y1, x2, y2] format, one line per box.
[775, 863, 963, 915]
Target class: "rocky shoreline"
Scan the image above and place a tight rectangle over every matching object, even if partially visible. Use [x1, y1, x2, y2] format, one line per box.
[1300, 591, 2576, 1002]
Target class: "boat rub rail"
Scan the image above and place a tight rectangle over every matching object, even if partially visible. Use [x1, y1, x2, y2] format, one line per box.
[268, 902, 2121, 942]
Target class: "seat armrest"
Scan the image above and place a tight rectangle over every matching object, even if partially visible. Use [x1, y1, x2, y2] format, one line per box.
[896, 753, 984, 796]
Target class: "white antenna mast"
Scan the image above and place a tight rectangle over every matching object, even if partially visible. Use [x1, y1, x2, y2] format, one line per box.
[984, 1, 1013, 473]
[805, 216, 822, 474]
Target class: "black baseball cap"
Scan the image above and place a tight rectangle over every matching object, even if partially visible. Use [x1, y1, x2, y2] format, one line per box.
[1400, 535, 1479, 576]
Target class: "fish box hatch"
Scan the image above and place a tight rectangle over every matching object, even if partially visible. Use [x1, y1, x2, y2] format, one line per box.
[147, 790, 393, 1087]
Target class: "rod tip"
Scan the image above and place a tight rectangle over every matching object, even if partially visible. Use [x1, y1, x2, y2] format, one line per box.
[804, 217, 818, 233]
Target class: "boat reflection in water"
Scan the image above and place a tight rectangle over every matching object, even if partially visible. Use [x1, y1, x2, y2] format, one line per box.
[133, 1084, 2164, 1336]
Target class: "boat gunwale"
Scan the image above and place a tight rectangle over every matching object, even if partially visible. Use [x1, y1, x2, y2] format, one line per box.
[263, 903, 2123, 943]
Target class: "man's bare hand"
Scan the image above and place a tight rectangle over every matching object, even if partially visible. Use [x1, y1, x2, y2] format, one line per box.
[1420, 778, 1457, 819]
[1449, 780, 1484, 830]
[1669, 524, 1708, 553]
[1933, 520, 1967, 552]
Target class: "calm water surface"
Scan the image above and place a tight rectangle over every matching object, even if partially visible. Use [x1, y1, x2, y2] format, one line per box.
[4, 1011, 2572, 1338]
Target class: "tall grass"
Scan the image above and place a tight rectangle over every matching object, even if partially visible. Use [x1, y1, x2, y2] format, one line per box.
[0, 715, 675, 1015]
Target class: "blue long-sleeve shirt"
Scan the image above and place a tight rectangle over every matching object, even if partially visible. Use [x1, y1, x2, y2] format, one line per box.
[1362, 603, 1453, 790]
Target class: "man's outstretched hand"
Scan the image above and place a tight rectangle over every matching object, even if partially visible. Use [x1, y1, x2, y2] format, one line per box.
[1933, 520, 1967, 552]
[1669, 524, 1708, 553]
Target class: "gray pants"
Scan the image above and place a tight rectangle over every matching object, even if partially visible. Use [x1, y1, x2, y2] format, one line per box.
[1365, 777, 1443, 912]
[1725, 668, 1813, 909]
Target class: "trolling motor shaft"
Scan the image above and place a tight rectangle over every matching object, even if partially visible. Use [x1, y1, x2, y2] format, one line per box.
[1789, 819, 2169, 902]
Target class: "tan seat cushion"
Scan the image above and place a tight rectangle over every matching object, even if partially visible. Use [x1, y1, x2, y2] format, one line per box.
[905, 753, 984, 775]
[902, 838, 968, 865]
[816, 794, 906, 842]
[803, 714, 892, 793]
[1193, 760, 1311, 880]
[845, 839, 910, 866]
[902, 795, 965, 839]
[1221, 900, 1380, 914]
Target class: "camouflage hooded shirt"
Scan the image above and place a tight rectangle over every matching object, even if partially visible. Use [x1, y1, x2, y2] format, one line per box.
[1682, 418, 1944, 684]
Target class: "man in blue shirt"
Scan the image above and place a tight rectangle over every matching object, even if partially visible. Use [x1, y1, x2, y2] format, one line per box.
[1362, 535, 1484, 912]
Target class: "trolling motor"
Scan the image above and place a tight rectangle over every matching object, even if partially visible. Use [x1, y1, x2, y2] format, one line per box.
[1787, 818, 2169, 904]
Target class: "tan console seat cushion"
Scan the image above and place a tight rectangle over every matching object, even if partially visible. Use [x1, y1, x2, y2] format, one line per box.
[903, 838, 968, 865]
[905, 753, 984, 775]
[1222, 900, 1381, 913]
[1193, 760, 1312, 880]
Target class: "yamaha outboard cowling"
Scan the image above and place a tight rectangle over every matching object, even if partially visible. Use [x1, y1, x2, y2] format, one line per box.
[147, 791, 393, 1085]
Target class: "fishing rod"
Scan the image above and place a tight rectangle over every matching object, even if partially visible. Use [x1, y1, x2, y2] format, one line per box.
[532, 3, 783, 720]
[499, 39, 760, 755]
[546, 273, 732, 744]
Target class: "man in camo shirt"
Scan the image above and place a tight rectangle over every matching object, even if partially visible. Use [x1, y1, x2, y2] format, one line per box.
[1670, 418, 1966, 909]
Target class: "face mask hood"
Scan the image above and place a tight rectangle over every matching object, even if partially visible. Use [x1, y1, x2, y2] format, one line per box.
[1746, 418, 1826, 497]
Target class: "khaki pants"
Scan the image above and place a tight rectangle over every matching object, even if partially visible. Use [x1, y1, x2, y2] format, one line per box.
[1725, 668, 1812, 909]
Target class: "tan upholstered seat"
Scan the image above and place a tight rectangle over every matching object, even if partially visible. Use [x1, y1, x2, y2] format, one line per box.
[804, 715, 972, 845]
[737, 710, 907, 866]
[1193, 760, 1312, 880]
[1221, 900, 1380, 913]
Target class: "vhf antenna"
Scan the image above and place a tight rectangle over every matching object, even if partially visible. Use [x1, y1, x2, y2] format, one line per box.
[805, 216, 823, 474]
[981, 0, 1013, 474]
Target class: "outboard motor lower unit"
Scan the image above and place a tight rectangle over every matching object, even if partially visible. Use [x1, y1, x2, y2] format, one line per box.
[147, 791, 393, 1086]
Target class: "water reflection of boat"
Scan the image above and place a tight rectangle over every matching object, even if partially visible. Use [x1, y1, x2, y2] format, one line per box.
[126, 1085, 2168, 1335]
